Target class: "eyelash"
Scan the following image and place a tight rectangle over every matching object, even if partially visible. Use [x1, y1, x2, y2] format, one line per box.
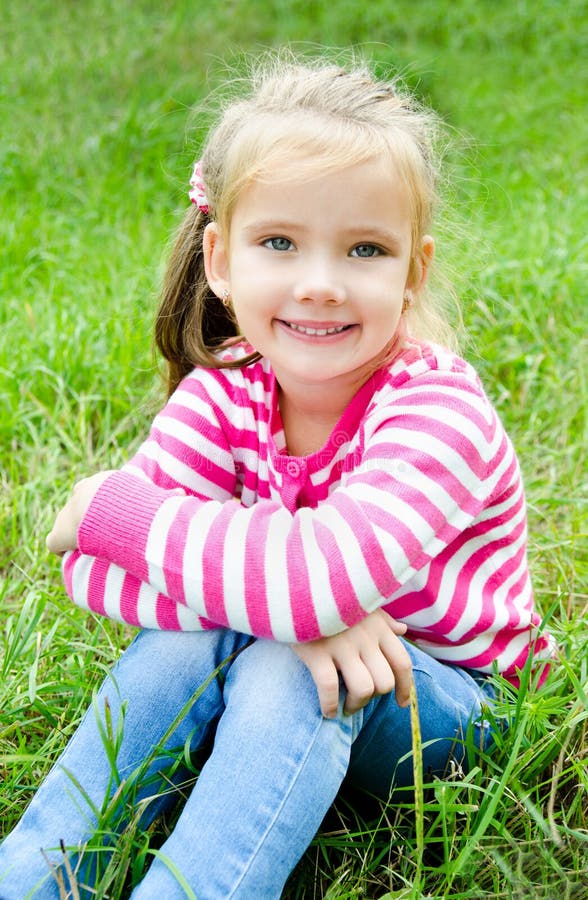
[261, 239, 386, 257]
[263, 237, 293, 251]
[350, 244, 384, 258]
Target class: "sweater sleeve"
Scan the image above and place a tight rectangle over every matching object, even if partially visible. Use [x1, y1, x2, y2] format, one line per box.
[63, 372, 239, 630]
[76, 371, 507, 643]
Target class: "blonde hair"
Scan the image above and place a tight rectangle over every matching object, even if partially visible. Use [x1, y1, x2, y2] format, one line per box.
[156, 51, 455, 397]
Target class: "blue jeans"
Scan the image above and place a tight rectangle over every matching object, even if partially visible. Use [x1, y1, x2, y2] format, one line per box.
[0, 629, 496, 899]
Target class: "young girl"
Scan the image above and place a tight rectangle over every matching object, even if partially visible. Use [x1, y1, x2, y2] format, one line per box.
[0, 54, 553, 898]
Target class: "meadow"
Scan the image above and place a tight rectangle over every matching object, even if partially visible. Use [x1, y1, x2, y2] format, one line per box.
[1, 0, 586, 897]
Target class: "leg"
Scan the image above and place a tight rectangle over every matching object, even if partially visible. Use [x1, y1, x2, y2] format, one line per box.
[131, 641, 495, 897]
[0, 628, 250, 900]
[132, 640, 354, 899]
[346, 640, 497, 797]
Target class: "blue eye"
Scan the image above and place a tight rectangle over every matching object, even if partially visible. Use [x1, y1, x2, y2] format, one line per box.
[264, 237, 293, 251]
[351, 244, 382, 258]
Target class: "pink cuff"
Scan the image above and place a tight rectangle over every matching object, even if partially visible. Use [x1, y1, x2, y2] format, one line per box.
[78, 470, 169, 580]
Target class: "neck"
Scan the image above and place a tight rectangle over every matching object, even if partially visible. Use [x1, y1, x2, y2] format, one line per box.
[276, 373, 368, 457]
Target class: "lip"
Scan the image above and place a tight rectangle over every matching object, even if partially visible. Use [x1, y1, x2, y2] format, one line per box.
[275, 318, 355, 339]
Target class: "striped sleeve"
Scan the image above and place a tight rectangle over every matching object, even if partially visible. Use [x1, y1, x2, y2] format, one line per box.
[63, 371, 239, 629]
[121, 375, 239, 499]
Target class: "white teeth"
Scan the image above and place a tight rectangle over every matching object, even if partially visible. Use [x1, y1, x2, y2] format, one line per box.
[288, 322, 348, 336]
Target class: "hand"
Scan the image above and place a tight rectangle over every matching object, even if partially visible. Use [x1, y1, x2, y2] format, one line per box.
[46, 471, 115, 555]
[292, 609, 412, 719]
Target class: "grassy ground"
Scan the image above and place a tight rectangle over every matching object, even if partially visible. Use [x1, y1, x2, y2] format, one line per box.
[1, 0, 586, 897]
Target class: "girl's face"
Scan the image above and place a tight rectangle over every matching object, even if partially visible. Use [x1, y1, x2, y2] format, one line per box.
[204, 156, 433, 402]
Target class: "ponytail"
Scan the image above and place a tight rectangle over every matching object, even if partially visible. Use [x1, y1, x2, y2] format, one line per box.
[154, 205, 259, 397]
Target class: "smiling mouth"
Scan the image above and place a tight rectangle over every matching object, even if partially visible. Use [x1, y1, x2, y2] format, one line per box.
[280, 321, 352, 336]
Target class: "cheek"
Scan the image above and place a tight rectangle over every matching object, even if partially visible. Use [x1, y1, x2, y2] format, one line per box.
[230, 298, 268, 340]
[368, 299, 404, 344]
[232, 255, 277, 296]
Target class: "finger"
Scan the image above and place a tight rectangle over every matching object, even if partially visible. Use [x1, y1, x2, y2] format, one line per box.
[300, 653, 340, 719]
[359, 647, 396, 698]
[314, 664, 341, 719]
[379, 631, 413, 707]
[45, 538, 65, 558]
[379, 609, 408, 635]
[46, 527, 68, 555]
[338, 659, 375, 715]
[46, 508, 75, 555]
[46, 519, 62, 554]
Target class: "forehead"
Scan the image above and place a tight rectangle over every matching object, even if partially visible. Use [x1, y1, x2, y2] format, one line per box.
[230, 156, 413, 239]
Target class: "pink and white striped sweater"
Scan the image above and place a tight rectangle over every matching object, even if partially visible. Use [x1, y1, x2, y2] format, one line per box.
[63, 340, 553, 683]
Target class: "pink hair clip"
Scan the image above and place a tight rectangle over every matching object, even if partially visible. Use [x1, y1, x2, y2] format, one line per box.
[188, 161, 209, 214]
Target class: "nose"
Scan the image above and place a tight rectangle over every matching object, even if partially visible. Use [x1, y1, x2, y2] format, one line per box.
[292, 257, 346, 305]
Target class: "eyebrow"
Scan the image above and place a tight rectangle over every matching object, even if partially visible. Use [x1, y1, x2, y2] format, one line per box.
[240, 219, 305, 235]
[346, 226, 406, 246]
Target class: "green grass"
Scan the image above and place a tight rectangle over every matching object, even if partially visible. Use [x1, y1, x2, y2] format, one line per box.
[1, 0, 587, 896]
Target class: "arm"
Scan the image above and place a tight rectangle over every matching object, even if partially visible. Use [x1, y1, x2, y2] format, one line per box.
[50, 370, 498, 642]
[48, 479, 414, 705]
[52, 370, 240, 630]
[48, 478, 413, 712]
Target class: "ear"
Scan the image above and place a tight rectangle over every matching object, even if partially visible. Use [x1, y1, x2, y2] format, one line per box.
[203, 222, 231, 298]
[410, 235, 435, 293]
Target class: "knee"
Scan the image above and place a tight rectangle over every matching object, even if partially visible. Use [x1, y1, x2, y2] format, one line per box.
[225, 640, 322, 714]
[90, 629, 250, 738]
